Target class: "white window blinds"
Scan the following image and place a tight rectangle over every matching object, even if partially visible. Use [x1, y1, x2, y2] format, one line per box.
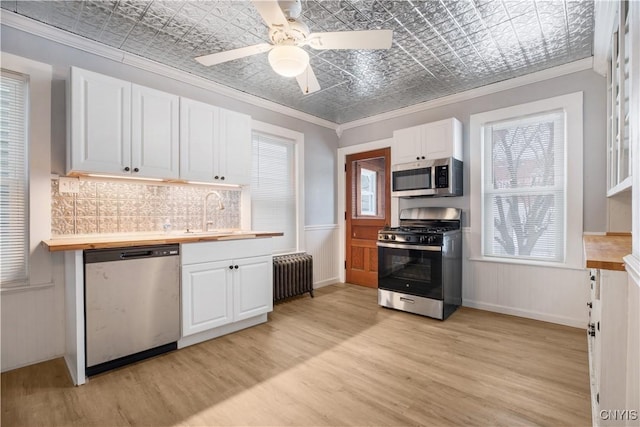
[0, 71, 29, 287]
[251, 132, 296, 254]
[482, 110, 565, 262]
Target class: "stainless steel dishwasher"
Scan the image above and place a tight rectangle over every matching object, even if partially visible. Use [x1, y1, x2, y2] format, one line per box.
[84, 244, 180, 376]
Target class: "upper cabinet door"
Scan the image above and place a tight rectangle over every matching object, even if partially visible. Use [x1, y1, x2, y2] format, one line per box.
[392, 125, 425, 164]
[218, 108, 252, 186]
[423, 118, 462, 160]
[131, 85, 179, 179]
[69, 67, 131, 175]
[179, 97, 218, 182]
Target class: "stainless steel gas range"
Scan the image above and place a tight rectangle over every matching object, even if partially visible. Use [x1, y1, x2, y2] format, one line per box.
[377, 207, 462, 320]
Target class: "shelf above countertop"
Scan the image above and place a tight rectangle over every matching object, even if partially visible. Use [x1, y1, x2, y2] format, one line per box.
[583, 233, 632, 271]
[42, 230, 284, 252]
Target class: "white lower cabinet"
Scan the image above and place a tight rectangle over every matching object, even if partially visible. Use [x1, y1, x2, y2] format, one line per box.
[588, 268, 630, 426]
[180, 239, 273, 347]
[182, 261, 233, 335]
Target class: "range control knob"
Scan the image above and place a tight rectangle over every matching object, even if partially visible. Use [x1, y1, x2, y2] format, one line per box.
[391, 235, 396, 241]
[384, 234, 390, 240]
[405, 236, 412, 242]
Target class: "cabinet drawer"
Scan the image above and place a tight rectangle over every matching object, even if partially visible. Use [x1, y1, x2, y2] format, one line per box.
[181, 238, 273, 264]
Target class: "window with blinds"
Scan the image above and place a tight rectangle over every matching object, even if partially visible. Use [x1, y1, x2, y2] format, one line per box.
[0, 71, 29, 287]
[482, 110, 566, 263]
[251, 132, 296, 254]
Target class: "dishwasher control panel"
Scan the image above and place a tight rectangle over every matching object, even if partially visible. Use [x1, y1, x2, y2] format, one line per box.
[85, 244, 180, 263]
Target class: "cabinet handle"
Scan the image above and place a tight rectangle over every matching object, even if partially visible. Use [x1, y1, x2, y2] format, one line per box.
[124, 166, 130, 172]
[587, 302, 592, 308]
[421, 156, 425, 159]
[133, 167, 139, 173]
[229, 265, 233, 270]
[416, 156, 420, 160]
[221, 176, 225, 180]
[234, 265, 238, 269]
[214, 176, 219, 180]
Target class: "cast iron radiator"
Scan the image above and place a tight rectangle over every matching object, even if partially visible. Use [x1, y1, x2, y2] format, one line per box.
[273, 253, 314, 302]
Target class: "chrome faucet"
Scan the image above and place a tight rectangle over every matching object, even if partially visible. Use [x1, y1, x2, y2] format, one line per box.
[202, 191, 225, 231]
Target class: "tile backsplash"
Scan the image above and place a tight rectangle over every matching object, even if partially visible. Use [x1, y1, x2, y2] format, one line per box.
[51, 178, 241, 236]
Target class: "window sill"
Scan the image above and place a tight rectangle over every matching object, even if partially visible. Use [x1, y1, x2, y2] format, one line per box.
[607, 175, 632, 197]
[0, 282, 55, 294]
[467, 256, 585, 271]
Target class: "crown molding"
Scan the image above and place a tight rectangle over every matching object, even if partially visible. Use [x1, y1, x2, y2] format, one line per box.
[336, 57, 594, 134]
[0, 12, 338, 131]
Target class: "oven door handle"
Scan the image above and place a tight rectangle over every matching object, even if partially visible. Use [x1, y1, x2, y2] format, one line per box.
[376, 241, 442, 251]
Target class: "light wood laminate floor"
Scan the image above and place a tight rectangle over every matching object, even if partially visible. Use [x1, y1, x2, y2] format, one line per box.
[2, 283, 591, 426]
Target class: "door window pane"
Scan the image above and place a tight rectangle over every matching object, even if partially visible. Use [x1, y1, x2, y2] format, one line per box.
[352, 156, 385, 219]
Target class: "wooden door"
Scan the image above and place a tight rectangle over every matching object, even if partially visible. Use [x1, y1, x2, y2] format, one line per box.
[346, 147, 391, 287]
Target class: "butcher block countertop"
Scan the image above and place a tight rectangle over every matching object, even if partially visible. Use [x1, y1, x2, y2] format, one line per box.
[42, 230, 283, 252]
[583, 233, 632, 271]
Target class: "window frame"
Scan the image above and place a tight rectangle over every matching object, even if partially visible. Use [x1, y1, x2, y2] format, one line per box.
[481, 109, 566, 263]
[245, 120, 305, 254]
[470, 92, 584, 270]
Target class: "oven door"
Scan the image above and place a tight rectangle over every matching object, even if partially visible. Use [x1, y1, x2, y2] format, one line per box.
[377, 242, 443, 299]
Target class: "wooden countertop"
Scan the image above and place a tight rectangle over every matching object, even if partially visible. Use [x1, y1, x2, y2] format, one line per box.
[583, 233, 632, 271]
[42, 231, 283, 252]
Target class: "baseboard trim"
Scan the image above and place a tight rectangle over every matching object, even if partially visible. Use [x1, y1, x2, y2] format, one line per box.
[314, 278, 338, 289]
[463, 299, 585, 328]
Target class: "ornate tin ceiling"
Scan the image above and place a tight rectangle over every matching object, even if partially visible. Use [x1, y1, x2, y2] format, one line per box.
[1, 1, 594, 124]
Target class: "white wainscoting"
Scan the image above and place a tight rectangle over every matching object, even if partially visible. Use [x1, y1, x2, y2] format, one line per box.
[305, 225, 339, 288]
[1, 280, 65, 372]
[461, 229, 589, 328]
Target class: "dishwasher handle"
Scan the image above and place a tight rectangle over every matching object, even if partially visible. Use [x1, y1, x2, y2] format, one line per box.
[120, 250, 154, 260]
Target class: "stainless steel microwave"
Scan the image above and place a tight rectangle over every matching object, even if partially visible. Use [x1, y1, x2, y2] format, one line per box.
[391, 157, 463, 197]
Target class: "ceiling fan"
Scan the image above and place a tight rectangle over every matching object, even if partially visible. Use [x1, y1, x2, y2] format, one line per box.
[195, 0, 393, 94]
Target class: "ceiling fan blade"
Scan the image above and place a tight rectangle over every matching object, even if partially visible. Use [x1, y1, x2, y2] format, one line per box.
[307, 29, 393, 50]
[195, 43, 273, 66]
[296, 65, 321, 95]
[251, 0, 290, 29]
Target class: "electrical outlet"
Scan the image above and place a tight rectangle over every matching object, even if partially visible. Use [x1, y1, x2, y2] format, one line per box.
[59, 177, 80, 194]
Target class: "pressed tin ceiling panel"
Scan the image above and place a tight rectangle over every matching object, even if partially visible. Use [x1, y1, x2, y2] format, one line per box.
[0, 0, 594, 124]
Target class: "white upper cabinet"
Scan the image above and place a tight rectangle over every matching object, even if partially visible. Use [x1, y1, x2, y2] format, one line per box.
[392, 118, 462, 165]
[69, 67, 179, 178]
[180, 97, 218, 182]
[131, 85, 180, 179]
[180, 97, 252, 185]
[218, 108, 252, 185]
[69, 67, 131, 175]
[69, 67, 251, 184]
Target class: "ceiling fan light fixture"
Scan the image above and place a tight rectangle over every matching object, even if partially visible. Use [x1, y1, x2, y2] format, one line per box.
[268, 45, 309, 77]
